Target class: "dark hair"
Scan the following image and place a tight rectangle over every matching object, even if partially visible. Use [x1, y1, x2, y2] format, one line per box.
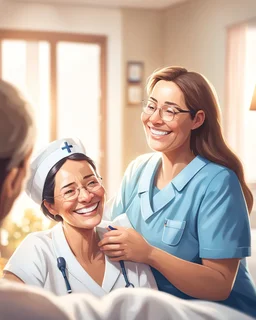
[41, 153, 97, 221]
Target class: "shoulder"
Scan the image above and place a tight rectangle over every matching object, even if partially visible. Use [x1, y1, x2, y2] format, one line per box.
[124, 153, 157, 178]
[196, 159, 244, 202]
[24, 226, 53, 241]
[3, 227, 57, 284]
[120, 153, 157, 193]
[13, 227, 55, 252]
[200, 157, 239, 185]
[209, 165, 238, 185]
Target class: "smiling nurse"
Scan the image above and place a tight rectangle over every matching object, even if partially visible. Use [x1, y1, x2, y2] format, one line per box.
[3, 138, 157, 296]
[99, 66, 256, 318]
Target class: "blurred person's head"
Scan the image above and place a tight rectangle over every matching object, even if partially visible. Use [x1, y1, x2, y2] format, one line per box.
[0, 80, 35, 224]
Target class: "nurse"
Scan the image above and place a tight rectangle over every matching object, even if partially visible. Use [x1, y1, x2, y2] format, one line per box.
[99, 66, 256, 318]
[3, 137, 157, 296]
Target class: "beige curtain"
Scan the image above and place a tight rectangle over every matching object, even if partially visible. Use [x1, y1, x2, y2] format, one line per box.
[225, 24, 247, 157]
[225, 23, 256, 226]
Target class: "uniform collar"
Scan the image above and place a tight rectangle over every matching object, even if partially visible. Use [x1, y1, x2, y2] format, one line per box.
[137, 154, 209, 221]
[171, 155, 209, 191]
[138, 154, 209, 193]
[52, 223, 120, 295]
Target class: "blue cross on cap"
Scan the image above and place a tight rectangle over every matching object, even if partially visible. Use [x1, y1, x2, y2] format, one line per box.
[61, 141, 73, 153]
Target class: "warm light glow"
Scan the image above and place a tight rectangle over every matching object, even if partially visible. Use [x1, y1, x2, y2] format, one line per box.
[57, 42, 101, 167]
[243, 27, 256, 182]
[0, 229, 9, 246]
[1, 40, 51, 226]
[2, 40, 27, 93]
[10, 193, 51, 229]
[250, 85, 256, 110]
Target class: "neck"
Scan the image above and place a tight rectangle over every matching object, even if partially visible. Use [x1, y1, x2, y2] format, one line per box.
[62, 222, 101, 263]
[159, 144, 195, 184]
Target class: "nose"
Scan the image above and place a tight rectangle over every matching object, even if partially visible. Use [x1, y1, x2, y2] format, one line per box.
[149, 108, 163, 124]
[78, 187, 94, 202]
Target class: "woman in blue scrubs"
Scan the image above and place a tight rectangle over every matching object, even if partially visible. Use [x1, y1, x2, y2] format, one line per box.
[99, 66, 256, 318]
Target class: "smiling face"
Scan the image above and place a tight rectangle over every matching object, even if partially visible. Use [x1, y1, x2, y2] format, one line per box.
[47, 159, 104, 230]
[141, 80, 201, 157]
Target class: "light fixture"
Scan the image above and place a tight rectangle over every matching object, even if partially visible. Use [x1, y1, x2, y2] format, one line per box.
[250, 85, 256, 110]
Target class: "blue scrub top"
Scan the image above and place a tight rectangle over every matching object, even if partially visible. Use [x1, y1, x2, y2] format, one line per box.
[110, 153, 256, 318]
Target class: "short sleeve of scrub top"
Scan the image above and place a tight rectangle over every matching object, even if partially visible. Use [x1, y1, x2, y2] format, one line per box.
[107, 154, 154, 220]
[107, 154, 256, 318]
[198, 169, 251, 259]
[4, 233, 47, 286]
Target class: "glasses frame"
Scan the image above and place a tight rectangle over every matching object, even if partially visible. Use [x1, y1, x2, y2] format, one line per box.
[52, 176, 103, 202]
[142, 99, 196, 122]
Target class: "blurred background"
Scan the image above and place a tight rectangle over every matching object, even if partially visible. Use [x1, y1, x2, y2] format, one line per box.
[0, 0, 255, 274]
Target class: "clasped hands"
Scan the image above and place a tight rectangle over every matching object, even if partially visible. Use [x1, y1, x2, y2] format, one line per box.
[98, 227, 152, 263]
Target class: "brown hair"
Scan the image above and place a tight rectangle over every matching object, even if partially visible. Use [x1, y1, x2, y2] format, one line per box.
[147, 66, 253, 213]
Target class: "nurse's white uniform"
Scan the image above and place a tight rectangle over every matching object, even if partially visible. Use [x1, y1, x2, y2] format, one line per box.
[4, 222, 157, 296]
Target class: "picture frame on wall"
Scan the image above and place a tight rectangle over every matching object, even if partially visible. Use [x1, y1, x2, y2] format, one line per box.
[127, 61, 143, 83]
[127, 84, 143, 105]
[127, 61, 144, 105]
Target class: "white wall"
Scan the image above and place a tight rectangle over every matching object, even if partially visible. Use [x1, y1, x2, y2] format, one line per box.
[0, 0, 123, 197]
[164, 0, 256, 110]
[121, 8, 164, 171]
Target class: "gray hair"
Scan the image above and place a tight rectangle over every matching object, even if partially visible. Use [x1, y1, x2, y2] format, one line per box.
[0, 80, 36, 169]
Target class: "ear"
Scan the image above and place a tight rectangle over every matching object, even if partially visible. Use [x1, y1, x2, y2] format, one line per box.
[43, 200, 59, 217]
[191, 110, 205, 130]
[4, 167, 21, 198]
[5, 149, 33, 196]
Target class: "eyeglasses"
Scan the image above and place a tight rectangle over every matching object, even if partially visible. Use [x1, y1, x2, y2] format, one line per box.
[142, 100, 196, 122]
[55, 176, 103, 201]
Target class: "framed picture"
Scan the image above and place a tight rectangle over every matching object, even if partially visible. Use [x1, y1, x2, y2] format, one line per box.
[127, 84, 143, 105]
[127, 61, 143, 83]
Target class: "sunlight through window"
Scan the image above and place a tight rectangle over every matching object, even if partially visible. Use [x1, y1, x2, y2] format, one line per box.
[1, 40, 51, 227]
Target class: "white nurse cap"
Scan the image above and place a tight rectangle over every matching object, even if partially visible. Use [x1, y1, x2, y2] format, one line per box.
[26, 137, 86, 205]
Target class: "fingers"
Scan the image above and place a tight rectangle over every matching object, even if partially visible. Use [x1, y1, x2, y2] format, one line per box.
[98, 236, 121, 246]
[108, 250, 124, 257]
[100, 244, 123, 251]
[105, 230, 123, 236]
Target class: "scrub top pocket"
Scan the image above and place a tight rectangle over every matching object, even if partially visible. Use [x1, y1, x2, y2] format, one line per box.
[162, 219, 186, 246]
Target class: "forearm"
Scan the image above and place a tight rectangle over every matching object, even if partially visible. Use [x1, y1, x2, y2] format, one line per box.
[146, 246, 231, 300]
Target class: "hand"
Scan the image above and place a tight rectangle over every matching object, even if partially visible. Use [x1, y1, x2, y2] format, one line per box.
[98, 226, 152, 263]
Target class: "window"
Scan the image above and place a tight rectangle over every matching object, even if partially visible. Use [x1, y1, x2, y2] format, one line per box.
[0, 30, 106, 259]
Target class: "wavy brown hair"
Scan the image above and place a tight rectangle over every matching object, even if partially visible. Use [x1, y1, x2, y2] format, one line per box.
[147, 66, 253, 213]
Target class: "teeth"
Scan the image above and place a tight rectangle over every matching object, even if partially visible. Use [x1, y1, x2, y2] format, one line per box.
[150, 128, 170, 136]
[75, 203, 98, 214]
